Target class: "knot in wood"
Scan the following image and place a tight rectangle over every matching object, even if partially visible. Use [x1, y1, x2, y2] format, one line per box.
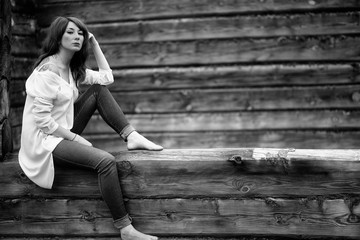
[18, 170, 32, 184]
[347, 214, 359, 223]
[228, 155, 243, 164]
[81, 210, 96, 222]
[232, 179, 254, 193]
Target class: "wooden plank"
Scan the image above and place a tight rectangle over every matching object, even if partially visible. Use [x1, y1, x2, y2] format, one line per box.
[86, 12, 360, 43]
[0, 198, 359, 237]
[88, 36, 360, 68]
[11, 65, 360, 109]
[1, 149, 360, 198]
[108, 85, 360, 113]
[85, 130, 360, 153]
[108, 64, 360, 91]
[36, 0, 360, 26]
[83, 110, 360, 134]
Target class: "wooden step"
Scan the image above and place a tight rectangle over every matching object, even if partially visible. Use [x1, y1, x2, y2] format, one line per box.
[0, 148, 359, 238]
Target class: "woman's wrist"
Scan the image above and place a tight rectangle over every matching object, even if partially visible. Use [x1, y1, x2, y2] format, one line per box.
[90, 38, 99, 47]
[70, 133, 77, 141]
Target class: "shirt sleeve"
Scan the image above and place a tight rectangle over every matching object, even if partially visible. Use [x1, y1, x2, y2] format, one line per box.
[26, 71, 60, 134]
[82, 68, 114, 85]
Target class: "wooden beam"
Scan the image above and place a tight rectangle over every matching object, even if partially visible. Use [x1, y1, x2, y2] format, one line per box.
[85, 12, 360, 43]
[87, 37, 360, 68]
[106, 85, 360, 113]
[1, 149, 360, 199]
[85, 130, 360, 153]
[36, 0, 360, 26]
[0, 198, 359, 237]
[107, 64, 360, 91]
[82, 110, 360, 134]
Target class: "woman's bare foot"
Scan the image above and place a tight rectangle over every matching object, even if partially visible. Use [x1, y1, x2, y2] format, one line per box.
[120, 224, 158, 240]
[127, 131, 163, 151]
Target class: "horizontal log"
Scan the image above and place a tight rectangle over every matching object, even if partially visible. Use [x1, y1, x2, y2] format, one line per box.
[83, 110, 360, 134]
[88, 36, 360, 68]
[86, 12, 360, 43]
[13, 64, 360, 90]
[1, 148, 360, 198]
[36, 0, 360, 26]
[10, 127, 360, 153]
[11, 107, 360, 131]
[0, 198, 359, 237]
[108, 85, 360, 113]
[108, 64, 360, 91]
[85, 130, 360, 153]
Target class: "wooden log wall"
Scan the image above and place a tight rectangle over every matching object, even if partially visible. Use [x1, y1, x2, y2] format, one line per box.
[6, 0, 358, 152]
[9, 0, 38, 151]
[0, 148, 359, 238]
[0, 0, 13, 160]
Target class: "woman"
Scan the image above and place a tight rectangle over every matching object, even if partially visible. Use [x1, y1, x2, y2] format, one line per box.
[18, 16, 162, 240]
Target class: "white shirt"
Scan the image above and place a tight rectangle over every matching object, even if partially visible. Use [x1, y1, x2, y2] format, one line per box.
[19, 66, 114, 189]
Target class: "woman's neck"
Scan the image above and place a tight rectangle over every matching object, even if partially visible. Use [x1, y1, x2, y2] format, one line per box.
[54, 48, 74, 68]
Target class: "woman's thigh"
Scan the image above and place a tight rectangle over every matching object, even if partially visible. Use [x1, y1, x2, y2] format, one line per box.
[52, 139, 115, 170]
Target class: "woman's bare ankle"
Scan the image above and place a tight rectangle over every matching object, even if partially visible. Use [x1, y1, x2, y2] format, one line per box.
[127, 131, 163, 151]
[120, 224, 158, 240]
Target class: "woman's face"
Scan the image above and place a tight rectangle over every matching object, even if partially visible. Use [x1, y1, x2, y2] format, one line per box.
[60, 21, 84, 52]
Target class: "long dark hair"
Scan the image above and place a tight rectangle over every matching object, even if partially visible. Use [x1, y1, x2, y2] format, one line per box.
[34, 16, 89, 85]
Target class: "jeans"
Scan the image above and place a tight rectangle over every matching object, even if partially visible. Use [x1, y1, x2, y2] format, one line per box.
[52, 84, 134, 229]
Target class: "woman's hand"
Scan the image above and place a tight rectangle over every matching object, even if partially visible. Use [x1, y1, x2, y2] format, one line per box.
[88, 32, 98, 46]
[72, 134, 92, 147]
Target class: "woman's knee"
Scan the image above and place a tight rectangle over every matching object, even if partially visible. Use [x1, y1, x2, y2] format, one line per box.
[95, 152, 117, 173]
[90, 84, 108, 94]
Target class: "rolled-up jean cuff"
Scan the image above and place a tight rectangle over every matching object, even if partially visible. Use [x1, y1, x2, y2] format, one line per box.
[114, 214, 132, 229]
[120, 124, 135, 141]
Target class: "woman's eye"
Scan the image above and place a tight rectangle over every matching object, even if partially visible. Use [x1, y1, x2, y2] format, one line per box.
[67, 31, 73, 34]
[78, 32, 83, 35]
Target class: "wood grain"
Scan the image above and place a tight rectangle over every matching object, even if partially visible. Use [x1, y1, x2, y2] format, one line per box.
[83, 110, 360, 134]
[2, 149, 360, 199]
[85, 12, 360, 43]
[108, 85, 360, 113]
[86, 130, 360, 153]
[36, 0, 360, 26]
[107, 64, 360, 91]
[0, 198, 359, 237]
[87, 37, 360, 68]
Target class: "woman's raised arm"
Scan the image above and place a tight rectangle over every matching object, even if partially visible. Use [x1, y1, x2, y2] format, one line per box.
[89, 32, 111, 70]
